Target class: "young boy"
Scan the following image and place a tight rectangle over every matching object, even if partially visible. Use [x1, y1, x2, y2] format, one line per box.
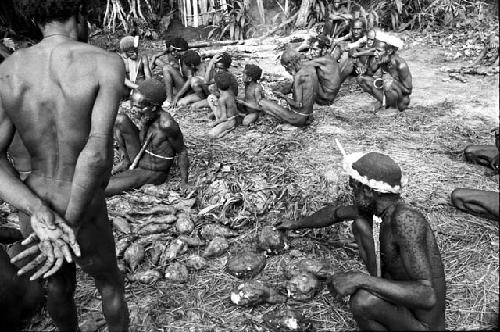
[208, 71, 238, 138]
[237, 64, 265, 126]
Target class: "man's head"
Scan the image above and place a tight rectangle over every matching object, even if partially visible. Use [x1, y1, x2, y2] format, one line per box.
[120, 36, 139, 60]
[214, 71, 234, 91]
[215, 52, 232, 73]
[243, 64, 263, 83]
[351, 19, 365, 40]
[280, 49, 302, 75]
[343, 152, 404, 214]
[366, 29, 376, 48]
[15, 0, 88, 42]
[308, 35, 331, 58]
[169, 37, 189, 58]
[131, 79, 166, 114]
[374, 40, 394, 64]
[181, 50, 201, 72]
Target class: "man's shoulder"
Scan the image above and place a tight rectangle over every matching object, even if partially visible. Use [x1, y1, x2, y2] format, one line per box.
[390, 204, 427, 232]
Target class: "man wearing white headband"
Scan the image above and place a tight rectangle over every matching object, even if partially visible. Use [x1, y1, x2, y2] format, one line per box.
[277, 151, 445, 331]
[358, 32, 413, 113]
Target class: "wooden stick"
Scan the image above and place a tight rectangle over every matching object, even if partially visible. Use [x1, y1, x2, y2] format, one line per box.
[335, 138, 346, 156]
[373, 216, 382, 277]
[129, 134, 153, 170]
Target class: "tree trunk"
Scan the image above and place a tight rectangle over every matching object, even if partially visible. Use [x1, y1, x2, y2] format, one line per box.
[255, 0, 265, 24]
[295, 0, 313, 28]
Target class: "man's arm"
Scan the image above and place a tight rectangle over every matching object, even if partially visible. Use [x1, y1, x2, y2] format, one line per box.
[0, 99, 44, 216]
[160, 113, 189, 184]
[142, 55, 152, 80]
[173, 78, 191, 105]
[393, 60, 412, 94]
[64, 54, 125, 226]
[150, 50, 167, 68]
[334, 209, 438, 310]
[277, 205, 360, 230]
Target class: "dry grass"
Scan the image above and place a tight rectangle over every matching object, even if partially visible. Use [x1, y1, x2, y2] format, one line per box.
[17, 41, 500, 331]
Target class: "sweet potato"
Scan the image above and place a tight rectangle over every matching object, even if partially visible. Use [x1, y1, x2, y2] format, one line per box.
[112, 216, 132, 234]
[176, 213, 194, 234]
[129, 269, 162, 283]
[203, 237, 229, 258]
[226, 251, 266, 279]
[200, 224, 238, 239]
[164, 262, 189, 282]
[263, 308, 314, 331]
[124, 242, 145, 271]
[286, 272, 321, 302]
[137, 222, 171, 236]
[185, 254, 207, 271]
[161, 239, 187, 264]
[257, 226, 288, 254]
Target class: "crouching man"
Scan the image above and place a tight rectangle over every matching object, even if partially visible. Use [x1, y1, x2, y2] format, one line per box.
[107, 79, 189, 196]
[277, 151, 445, 330]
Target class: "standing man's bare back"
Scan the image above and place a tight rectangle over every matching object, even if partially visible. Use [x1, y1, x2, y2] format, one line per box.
[0, 2, 128, 331]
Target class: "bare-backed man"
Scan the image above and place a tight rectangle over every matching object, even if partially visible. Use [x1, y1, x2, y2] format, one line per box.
[277, 152, 445, 330]
[263, 48, 345, 127]
[0, 1, 128, 331]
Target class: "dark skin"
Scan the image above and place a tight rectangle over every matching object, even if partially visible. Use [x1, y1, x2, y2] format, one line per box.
[170, 61, 209, 108]
[208, 86, 238, 138]
[0, 227, 44, 330]
[107, 90, 189, 196]
[358, 41, 413, 112]
[0, 12, 129, 331]
[451, 127, 499, 220]
[237, 70, 265, 126]
[121, 48, 152, 90]
[277, 178, 446, 330]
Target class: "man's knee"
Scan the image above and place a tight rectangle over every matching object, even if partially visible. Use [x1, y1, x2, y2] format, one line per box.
[350, 289, 380, 317]
[463, 145, 478, 161]
[115, 113, 131, 127]
[47, 271, 76, 300]
[451, 188, 467, 209]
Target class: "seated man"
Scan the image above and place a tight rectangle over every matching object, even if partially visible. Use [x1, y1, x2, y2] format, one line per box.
[107, 79, 189, 196]
[0, 226, 44, 330]
[277, 151, 445, 331]
[150, 36, 189, 73]
[168, 50, 209, 108]
[263, 48, 344, 127]
[119, 36, 151, 91]
[451, 127, 499, 220]
[191, 52, 239, 111]
[208, 71, 238, 138]
[237, 64, 265, 126]
[358, 33, 412, 112]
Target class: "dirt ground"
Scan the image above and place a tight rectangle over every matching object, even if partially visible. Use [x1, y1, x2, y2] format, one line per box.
[25, 33, 499, 331]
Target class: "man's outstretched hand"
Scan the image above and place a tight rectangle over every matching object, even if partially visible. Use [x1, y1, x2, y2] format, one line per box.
[274, 219, 300, 231]
[10, 206, 80, 280]
[327, 271, 367, 297]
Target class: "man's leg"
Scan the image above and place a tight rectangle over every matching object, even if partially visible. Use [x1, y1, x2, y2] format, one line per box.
[451, 188, 499, 220]
[0, 245, 44, 330]
[105, 169, 168, 196]
[463, 145, 499, 168]
[242, 112, 259, 126]
[351, 218, 377, 276]
[162, 64, 185, 103]
[259, 99, 308, 127]
[76, 192, 129, 331]
[357, 76, 385, 112]
[350, 289, 427, 331]
[208, 119, 237, 138]
[177, 93, 204, 107]
[190, 98, 209, 110]
[113, 113, 141, 174]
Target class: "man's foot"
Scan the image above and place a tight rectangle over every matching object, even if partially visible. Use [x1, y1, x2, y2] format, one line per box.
[366, 101, 383, 114]
[112, 159, 131, 175]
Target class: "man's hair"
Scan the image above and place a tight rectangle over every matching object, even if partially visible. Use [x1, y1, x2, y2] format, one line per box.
[310, 35, 331, 49]
[351, 18, 365, 30]
[244, 64, 262, 81]
[214, 71, 233, 91]
[15, 0, 84, 25]
[182, 50, 201, 67]
[280, 48, 300, 66]
[137, 79, 166, 105]
[171, 37, 188, 51]
[218, 52, 232, 69]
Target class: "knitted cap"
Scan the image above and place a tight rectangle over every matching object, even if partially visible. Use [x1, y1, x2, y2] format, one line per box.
[343, 152, 406, 194]
[280, 48, 300, 65]
[120, 36, 139, 51]
[137, 79, 166, 105]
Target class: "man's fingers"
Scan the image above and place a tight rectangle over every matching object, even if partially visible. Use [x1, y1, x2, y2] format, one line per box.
[21, 233, 38, 246]
[31, 258, 53, 280]
[56, 219, 80, 257]
[17, 253, 46, 276]
[56, 239, 73, 263]
[10, 245, 39, 263]
[44, 246, 64, 278]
